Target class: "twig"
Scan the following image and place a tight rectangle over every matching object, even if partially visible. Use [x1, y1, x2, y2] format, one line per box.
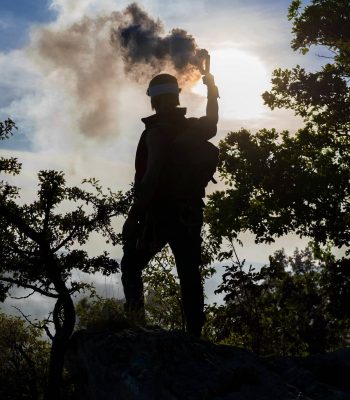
[0, 276, 58, 298]
[12, 305, 35, 326]
[12, 305, 55, 340]
[10, 290, 35, 299]
[231, 239, 242, 265]
[316, 53, 334, 59]
[52, 226, 78, 253]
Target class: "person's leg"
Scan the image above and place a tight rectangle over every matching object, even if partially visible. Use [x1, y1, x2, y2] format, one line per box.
[168, 205, 205, 337]
[120, 243, 154, 324]
[121, 213, 166, 324]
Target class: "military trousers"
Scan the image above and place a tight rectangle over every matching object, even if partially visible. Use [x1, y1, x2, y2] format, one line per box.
[121, 201, 205, 337]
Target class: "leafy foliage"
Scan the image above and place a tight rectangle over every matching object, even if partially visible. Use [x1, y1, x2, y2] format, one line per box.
[205, 0, 350, 355]
[207, 245, 350, 356]
[0, 165, 130, 305]
[0, 120, 132, 399]
[75, 296, 130, 331]
[144, 246, 185, 330]
[289, 0, 350, 67]
[0, 313, 50, 400]
[0, 118, 17, 140]
[206, 0, 350, 249]
[206, 127, 350, 246]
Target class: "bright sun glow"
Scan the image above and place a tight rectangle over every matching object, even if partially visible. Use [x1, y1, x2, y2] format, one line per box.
[192, 48, 270, 120]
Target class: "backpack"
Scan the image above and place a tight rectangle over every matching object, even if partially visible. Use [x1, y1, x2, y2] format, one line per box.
[165, 125, 219, 198]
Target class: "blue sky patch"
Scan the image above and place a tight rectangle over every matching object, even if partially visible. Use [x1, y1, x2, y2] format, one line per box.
[0, 0, 55, 51]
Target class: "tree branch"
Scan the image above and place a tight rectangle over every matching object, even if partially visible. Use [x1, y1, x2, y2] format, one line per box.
[10, 290, 35, 300]
[12, 305, 37, 326]
[43, 325, 54, 341]
[43, 194, 53, 237]
[4, 242, 35, 260]
[52, 226, 79, 253]
[12, 305, 54, 340]
[0, 276, 58, 298]
[0, 203, 42, 244]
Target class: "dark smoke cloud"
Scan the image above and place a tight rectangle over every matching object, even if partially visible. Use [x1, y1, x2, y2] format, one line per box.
[113, 3, 208, 84]
[31, 3, 207, 139]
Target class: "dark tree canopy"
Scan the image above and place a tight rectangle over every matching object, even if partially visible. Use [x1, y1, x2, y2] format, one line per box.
[289, 0, 350, 66]
[206, 245, 350, 356]
[206, 0, 350, 249]
[0, 119, 132, 400]
[0, 313, 50, 400]
[204, 0, 350, 356]
[206, 126, 350, 246]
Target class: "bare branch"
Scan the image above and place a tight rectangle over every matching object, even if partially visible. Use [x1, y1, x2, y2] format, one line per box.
[316, 53, 334, 59]
[42, 312, 54, 341]
[12, 306, 36, 326]
[43, 325, 54, 341]
[10, 290, 35, 300]
[43, 192, 53, 237]
[0, 276, 58, 298]
[12, 305, 54, 340]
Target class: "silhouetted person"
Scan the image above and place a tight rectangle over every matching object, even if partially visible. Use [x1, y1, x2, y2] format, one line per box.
[121, 71, 219, 337]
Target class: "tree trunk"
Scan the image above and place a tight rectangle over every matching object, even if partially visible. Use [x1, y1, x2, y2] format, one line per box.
[44, 258, 76, 400]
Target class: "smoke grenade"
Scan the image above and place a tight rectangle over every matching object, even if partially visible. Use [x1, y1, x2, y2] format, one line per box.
[204, 54, 211, 74]
[32, 3, 208, 139]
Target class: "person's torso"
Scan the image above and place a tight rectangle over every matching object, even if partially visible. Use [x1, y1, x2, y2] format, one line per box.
[135, 108, 212, 202]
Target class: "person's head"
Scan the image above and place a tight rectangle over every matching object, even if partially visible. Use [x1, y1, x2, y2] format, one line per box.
[147, 74, 181, 113]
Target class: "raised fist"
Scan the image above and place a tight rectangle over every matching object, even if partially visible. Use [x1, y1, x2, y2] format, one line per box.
[202, 73, 215, 87]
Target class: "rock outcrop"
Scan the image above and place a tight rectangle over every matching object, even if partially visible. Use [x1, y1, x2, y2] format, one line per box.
[66, 327, 350, 400]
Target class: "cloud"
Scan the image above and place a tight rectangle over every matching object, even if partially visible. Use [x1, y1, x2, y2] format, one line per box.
[50, 0, 116, 25]
[0, 49, 40, 110]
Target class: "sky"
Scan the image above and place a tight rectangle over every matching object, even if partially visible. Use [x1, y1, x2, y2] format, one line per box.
[0, 0, 330, 319]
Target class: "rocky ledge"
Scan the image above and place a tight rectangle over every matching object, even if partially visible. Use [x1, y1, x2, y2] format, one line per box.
[66, 327, 350, 400]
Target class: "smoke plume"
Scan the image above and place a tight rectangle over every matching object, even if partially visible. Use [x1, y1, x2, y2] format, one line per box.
[32, 2, 207, 139]
[113, 3, 207, 83]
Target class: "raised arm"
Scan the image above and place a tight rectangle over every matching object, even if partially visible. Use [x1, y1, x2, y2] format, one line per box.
[203, 73, 219, 125]
[191, 74, 219, 140]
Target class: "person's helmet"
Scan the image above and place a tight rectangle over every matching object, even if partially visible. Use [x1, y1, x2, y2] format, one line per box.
[147, 74, 181, 97]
